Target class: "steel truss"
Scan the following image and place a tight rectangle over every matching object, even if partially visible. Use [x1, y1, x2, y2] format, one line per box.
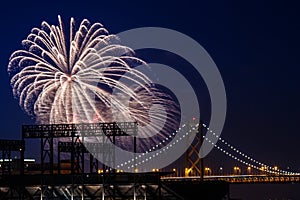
[20, 122, 138, 199]
[21, 122, 138, 174]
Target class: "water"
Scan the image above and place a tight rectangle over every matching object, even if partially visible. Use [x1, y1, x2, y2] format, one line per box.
[230, 183, 300, 200]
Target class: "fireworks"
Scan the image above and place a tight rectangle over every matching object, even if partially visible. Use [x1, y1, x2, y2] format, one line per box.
[8, 16, 180, 147]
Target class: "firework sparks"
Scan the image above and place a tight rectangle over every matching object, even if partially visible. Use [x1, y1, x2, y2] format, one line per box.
[8, 16, 180, 151]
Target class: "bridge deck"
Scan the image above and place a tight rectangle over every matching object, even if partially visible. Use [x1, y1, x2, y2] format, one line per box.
[162, 175, 300, 183]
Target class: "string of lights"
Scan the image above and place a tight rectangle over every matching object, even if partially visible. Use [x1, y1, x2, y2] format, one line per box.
[116, 121, 300, 175]
[116, 123, 193, 170]
[200, 123, 300, 175]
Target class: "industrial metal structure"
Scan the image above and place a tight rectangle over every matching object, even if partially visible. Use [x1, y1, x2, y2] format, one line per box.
[0, 121, 232, 199]
[0, 139, 24, 176]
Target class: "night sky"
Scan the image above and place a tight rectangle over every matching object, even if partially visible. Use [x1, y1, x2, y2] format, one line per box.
[0, 0, 300, 178]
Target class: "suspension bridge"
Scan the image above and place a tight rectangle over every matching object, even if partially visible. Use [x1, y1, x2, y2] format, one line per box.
[0, 120, 298, 199]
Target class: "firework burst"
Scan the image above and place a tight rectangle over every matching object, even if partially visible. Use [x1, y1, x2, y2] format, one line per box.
[8, 16, 180, 150]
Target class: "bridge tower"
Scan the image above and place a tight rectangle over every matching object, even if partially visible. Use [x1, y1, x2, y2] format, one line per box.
[185, 119, 204, 180]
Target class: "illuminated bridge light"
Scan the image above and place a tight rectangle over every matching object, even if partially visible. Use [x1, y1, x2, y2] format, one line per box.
[200, 122, 299, 175]
[115, 122, 299, 176]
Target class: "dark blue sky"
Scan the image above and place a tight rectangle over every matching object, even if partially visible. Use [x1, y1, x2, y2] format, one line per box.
[0, 0, 300, 172]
